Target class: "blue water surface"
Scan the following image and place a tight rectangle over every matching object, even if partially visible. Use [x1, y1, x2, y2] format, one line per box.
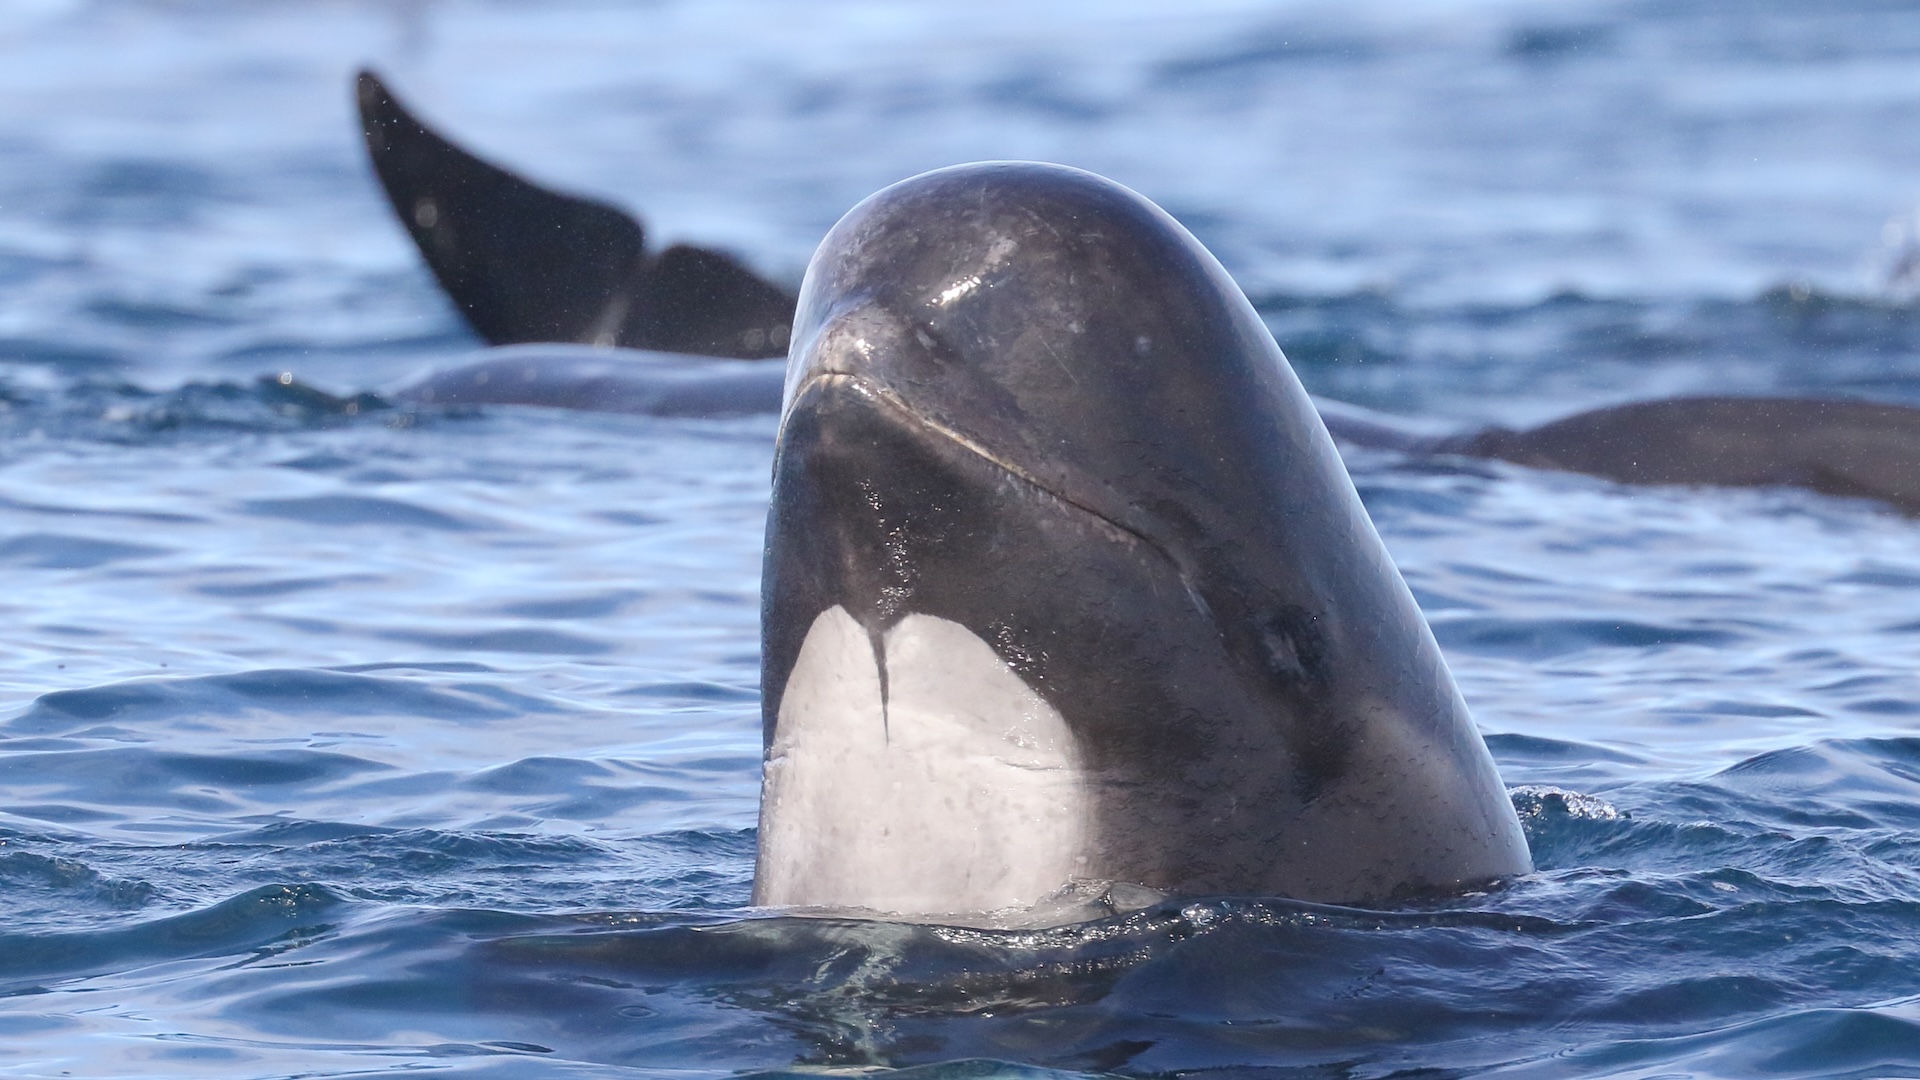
[4, 1, 1920, 1076]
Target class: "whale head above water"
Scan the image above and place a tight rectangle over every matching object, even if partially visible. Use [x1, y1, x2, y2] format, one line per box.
[757, 162, 1532, 919]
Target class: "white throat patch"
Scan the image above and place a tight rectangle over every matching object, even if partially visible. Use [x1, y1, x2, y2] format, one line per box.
[755, 605, 1089, 916]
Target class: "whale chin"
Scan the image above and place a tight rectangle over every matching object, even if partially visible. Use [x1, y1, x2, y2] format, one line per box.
[755, 605, 1090, 917]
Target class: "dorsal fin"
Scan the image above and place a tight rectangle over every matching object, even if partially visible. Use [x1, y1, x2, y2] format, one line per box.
[355, 70, 795, 357]
[356, 70, 645, 346]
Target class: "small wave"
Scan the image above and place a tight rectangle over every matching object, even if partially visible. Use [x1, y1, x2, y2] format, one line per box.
[0, 746, 389, 817]
[1432, 615, 1741, 659]
[0, 850, 154, 911]
[239, 494, 482, 532]
[0, 337, 123, 371]
[0, 374, 402, 444]
[0, 882, 345, 987]
[1512, 785, 1627, 822]
[1515, 1004, 1920, 1080]
[617, 680, 759, 703]
[137, 825, 751, 913]
[374, 627, 611, 656]
[1489, 734, 1647, 766]
[6, 667, 551, 735]
[1511, 785, 1632, 871]
[0, 532, 168, 569]
[1250, 287, 1920, 420]
[1712, 737, 1920, 832]
[742, 1061, 1094, 1080]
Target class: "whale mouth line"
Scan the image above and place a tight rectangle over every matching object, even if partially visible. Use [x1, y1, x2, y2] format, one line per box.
[786, 370, 1166, 560]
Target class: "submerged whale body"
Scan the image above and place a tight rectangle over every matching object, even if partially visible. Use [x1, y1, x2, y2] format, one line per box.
[359, 70, 1920, 519]
[756, 162, 1532, 916]
[396, 344, 784, 416]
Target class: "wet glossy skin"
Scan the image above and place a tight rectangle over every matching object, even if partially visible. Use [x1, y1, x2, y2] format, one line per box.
[762, 162, 1531, 906]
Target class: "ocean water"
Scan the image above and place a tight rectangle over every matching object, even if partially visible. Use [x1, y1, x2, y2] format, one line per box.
[3, 0, 1920, 1076]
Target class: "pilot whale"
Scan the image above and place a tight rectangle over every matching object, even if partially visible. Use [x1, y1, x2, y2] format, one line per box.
[359, 70, 1920, 520]
[755, 161, 1531, 915]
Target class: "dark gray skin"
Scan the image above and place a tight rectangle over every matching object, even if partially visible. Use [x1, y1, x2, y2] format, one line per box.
[762, 162, 1531, 904]
[356, 71, 794, 358]
[1440, 397, 1920, 511]
[1316, 396, 1920, 513]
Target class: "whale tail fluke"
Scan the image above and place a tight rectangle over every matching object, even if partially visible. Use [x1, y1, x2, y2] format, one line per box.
[355, 69, 795, 357]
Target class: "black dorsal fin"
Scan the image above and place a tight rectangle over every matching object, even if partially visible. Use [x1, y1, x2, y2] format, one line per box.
[355, 70, 796, 357]
[357, 70, 646, 346]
